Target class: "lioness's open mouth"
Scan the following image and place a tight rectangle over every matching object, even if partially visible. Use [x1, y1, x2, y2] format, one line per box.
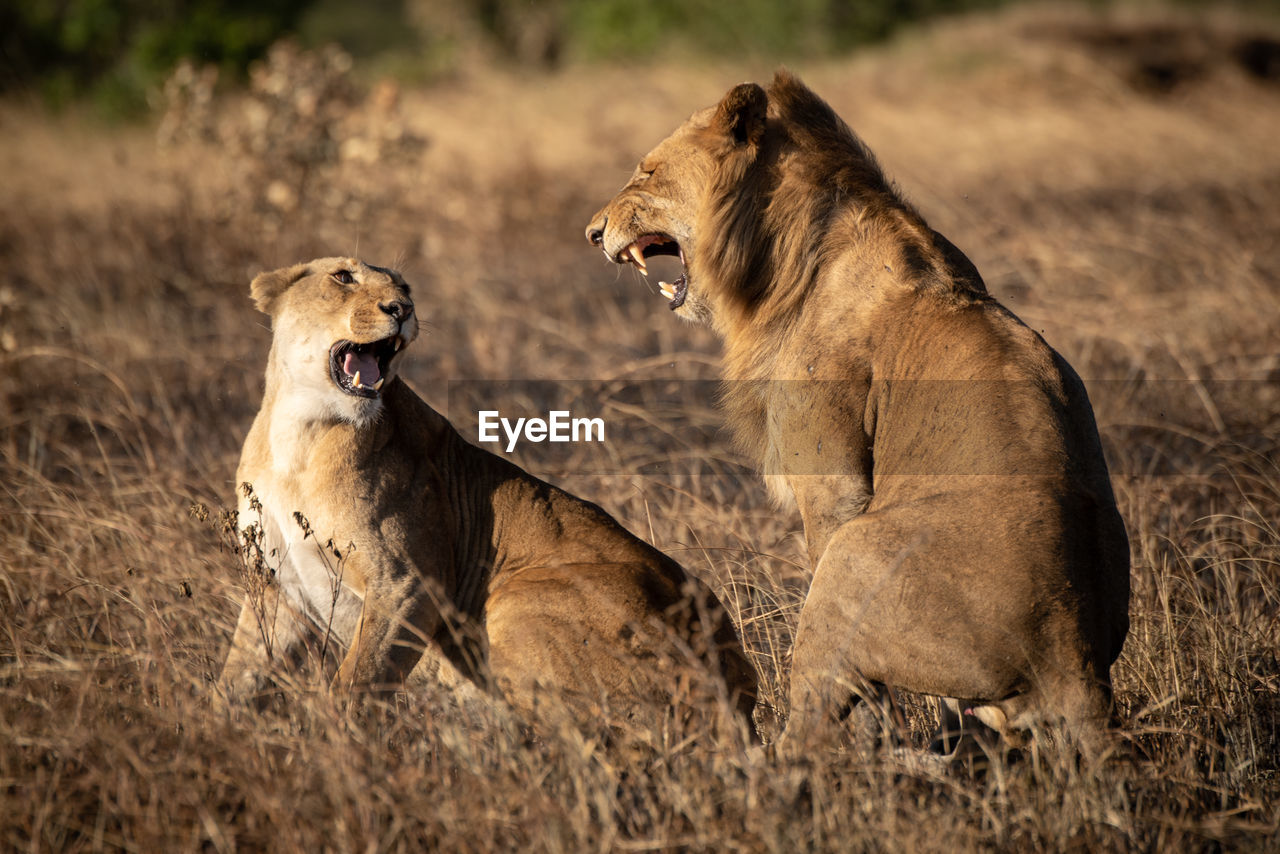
[618, 234, 687, 310]
[329, 335, 405, 398]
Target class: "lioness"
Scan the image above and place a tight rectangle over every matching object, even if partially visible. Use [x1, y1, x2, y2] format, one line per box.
[585, 71, 1129, 753]
[218, 257, 757, 736]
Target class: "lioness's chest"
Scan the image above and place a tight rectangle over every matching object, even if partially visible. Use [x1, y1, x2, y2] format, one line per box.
[240, 482, 365, 642]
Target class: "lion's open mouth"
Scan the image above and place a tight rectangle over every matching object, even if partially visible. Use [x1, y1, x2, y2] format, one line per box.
[329, 335, 405, 398]
[617, 234, 688, 310]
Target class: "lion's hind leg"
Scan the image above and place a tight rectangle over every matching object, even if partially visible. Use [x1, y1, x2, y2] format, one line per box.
[1026, 662, 1118, 760]
[927, 666, 1115, 766]
[781, 505, 1042, 752]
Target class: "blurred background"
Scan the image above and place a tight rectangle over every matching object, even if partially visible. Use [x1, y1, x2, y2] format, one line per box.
[3, 0, 1276, 117]
[3, 1, 1280, 850]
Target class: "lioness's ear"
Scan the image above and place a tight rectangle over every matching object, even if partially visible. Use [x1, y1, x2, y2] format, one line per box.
[249, 262, 310, 315]
[713, 82, 767, 147]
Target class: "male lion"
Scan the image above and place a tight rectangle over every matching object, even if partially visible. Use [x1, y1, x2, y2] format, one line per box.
[585, 71, 1129, 753]
[219, 257, 757, 737]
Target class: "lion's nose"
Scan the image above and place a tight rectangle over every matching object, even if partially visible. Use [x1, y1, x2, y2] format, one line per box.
[586, 216, 607, 247]
[380, 300, 412, 320]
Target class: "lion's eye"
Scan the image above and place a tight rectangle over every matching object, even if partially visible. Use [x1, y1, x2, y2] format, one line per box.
[333, 270, 356, 285]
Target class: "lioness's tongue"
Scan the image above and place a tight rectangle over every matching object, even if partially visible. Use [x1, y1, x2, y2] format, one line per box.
[343, 350, 381, 385]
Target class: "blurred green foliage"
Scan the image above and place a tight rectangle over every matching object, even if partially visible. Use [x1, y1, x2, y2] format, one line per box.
[561, 0, 1007, 60]
[8, 0, 1273, 117]
[0, 0, 313, 114]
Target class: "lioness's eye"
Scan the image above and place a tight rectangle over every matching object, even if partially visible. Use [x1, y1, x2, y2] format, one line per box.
[333, 270, 355, 285]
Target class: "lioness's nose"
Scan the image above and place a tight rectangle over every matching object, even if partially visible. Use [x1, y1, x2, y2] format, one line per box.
[586, 215, 607, 247]
[380, 300, 412, 320]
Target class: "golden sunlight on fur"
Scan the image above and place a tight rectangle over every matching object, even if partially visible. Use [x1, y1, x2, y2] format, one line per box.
[219, 257, 758, 740]
[587, 71, 1130, 755]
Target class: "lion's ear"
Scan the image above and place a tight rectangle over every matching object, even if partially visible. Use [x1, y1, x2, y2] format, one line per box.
[712, 82, 767, 147]
[249, 262, 310, 315]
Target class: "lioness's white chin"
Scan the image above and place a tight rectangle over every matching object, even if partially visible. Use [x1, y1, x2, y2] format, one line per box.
[339, 394, 385, 426]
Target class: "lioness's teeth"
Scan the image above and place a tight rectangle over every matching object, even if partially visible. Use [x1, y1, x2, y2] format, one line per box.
[627, 244, 648, 275]
[353, 370, 363, 388]
[394, 336, 404, 351]
[659, 281, 675, 299]
[373, 378, 384, 391]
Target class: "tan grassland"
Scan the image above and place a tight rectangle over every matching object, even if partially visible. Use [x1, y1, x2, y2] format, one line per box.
[2, 5, 1279, 851]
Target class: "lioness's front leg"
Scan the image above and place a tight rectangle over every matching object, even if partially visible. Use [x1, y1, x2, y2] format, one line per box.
[219, 504, 315, 701]
[331, 563, 445, 698]
[219, 581, 311, 701]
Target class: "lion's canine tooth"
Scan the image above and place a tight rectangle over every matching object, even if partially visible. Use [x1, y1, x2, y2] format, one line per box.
[659, 281, 675, 299]
[627, 244, 648, 274]
[353, 370, 363, 388]
[394, 336, 404, 351]
[373, 378, 384, 391]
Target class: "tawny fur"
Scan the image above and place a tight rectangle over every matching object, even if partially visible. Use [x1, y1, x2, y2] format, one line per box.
[586, 71, 1129, 752]
[218, 257, 757, 736]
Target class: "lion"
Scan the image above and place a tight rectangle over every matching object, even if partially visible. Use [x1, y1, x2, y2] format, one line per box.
[585, 71, 1130, 754]
[218, 256, 758, 739]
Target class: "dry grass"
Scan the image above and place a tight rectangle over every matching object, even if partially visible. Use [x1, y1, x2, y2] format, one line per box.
[3, 5, 1280, 851]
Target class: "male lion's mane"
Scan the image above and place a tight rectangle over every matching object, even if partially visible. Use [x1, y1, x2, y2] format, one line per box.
[705, 71, 987, 468]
